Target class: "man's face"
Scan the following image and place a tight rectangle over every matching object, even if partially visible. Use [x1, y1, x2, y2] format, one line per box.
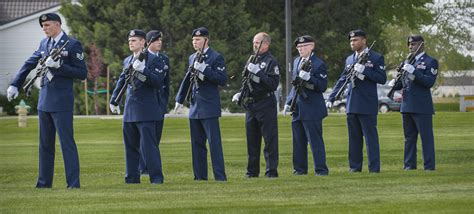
[149, 38, 162, 52]
[128, 37, 145, 52]
[192, 37, 207, 51]
[42, 21, 61, 38]
[408, 41, 423, 54]
[350, 37, 366, 52]
[296, 42, 314, 58]
[252, 35, 269, 54]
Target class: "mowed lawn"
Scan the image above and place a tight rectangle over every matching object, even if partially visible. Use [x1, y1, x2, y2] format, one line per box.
[0, 112, 473, 213]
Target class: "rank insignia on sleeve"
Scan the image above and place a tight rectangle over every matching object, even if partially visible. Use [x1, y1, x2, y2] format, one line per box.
[379, 65, 385, 70]
[217, 66, 225, 71]
[76, 52, 84, 60]
[431, 68, 438, 75]
[164, 65, 169, 70]
[274, 66, 279, 75]
[320, 74, 327, 78]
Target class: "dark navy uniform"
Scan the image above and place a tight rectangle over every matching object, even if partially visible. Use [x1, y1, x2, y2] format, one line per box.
[110, 30, 166, 184]
[175, 28, 227, 181]
[242, 51, 280, 178]
[286, 52, 329, 176]
[328, 31, 386, 173]
[9, 13, 87, 188]
[139, 30, 170, 175]
[392, 35, 438, 170]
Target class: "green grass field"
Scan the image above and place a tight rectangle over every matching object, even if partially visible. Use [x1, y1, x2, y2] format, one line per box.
[1, 112, 473, 213]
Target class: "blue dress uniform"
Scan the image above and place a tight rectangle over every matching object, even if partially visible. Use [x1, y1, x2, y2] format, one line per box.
[328, 31, 386, 173]
[9, 13, 87, 188]
[175, 28, 227, 181]
[110, 30, 166, 184]
[242, 51, 280, 178]
[392, 35, 438, 170]
[286, 51, 329, 176]
[139, 30, 170, 175]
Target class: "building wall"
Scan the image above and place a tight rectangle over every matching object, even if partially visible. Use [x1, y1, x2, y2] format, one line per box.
[0, 9, 69, 95]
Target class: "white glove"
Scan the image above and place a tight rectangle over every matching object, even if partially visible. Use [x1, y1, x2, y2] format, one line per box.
[298, 70, 311, 81]
[173, 102, 183, 113]
[325, 101, 333, 109]
[45, 56, 61, 68]
[109, 104, 120, 114]
[193, 61, 207, 72]
[282, 104, 290, 116]
[232, 92, 241, 103]
[7, 85, 19, 102]
[403, 63, 415, 74]
[388, 79, 396, 87]
[247, 63, 261, 75]
[133, 60, 146, 72]
[354, 63, 365, 74]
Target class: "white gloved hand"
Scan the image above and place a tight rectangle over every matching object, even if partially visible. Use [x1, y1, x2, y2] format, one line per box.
[109, 104, 121, 114]
[388, 79, 396, 87]
[173, 102, 183, 113]
[403, 63, 415, 74]
[282, 104, 290, 116]
[247, 63, 261, 75]
[325, 101, 333, 109]
[193, 61, 207, 72]
[45, 56, 61, 68]
[354, 63, 365, 74]
[133, 60, 146, 72]
[298, 70, 311, 81]
[7, 85, 19, 102]
[232, 92, 241, 103]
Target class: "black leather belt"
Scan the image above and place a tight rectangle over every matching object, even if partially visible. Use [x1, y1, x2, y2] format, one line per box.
[244, 92, 274, 104]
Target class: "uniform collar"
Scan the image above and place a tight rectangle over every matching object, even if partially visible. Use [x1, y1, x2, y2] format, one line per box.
[148, 49, 159, 56]
[354, 47, 369, 58]
[50, 31, 64, 45]
[415, 51, 425, 60]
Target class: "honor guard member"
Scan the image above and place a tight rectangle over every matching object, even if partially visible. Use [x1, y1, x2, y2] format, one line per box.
[138, 30, 171, 175]
[283, 35, 329, 176]
[174, 27, 228, 181]
[326, 29, 387, 173]
[6, 13, 87, 188]
[109, 29, 166, 184]
[232, 32, 280, 178]
[388, 35, 438, 171]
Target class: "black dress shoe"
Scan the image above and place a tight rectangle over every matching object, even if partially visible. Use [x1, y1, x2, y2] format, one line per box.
[265, 173, 278, 178]
[349, 168, 361, 173]
[293, 171, 307, 175]
[245, 172, 258, 178]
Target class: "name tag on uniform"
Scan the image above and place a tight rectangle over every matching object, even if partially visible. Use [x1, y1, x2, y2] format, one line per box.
[365, 61, 374, 68]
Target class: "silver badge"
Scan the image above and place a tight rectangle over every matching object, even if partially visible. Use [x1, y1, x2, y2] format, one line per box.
[259, 62, 266, 69]
[299, 37, 304, 42]
[129, 30, 135, 36]
[76, 52, 84, 60]
[195, 30, 201, 36]
[164, 65, 169, 70]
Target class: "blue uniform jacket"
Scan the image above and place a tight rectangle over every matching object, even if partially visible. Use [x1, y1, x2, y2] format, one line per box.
[158, 53, 170, 115]
[175, 48, 227, 119]
[328, 50, 386, 115]
[110, 52, 166, 122]
[393, 53, 438, 114]
[286, 53, 328, 121]
[10, 33, 87, 112]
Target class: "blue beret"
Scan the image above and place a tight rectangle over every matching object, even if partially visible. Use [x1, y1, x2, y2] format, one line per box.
[39, 13, 61, 27]
[146, 30, 163, 43]
[294, 35, 315, 46]
[192, 27, 209, 37]
[128, 29, 146, 39]
[407, 35, 424, 45]
[348, 29, 366, 39]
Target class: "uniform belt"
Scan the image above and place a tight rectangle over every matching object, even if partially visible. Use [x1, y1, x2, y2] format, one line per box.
[246, 92, 274, 104]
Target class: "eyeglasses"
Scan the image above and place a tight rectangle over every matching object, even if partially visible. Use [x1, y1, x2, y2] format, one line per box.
[296, 44, 312, 48]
